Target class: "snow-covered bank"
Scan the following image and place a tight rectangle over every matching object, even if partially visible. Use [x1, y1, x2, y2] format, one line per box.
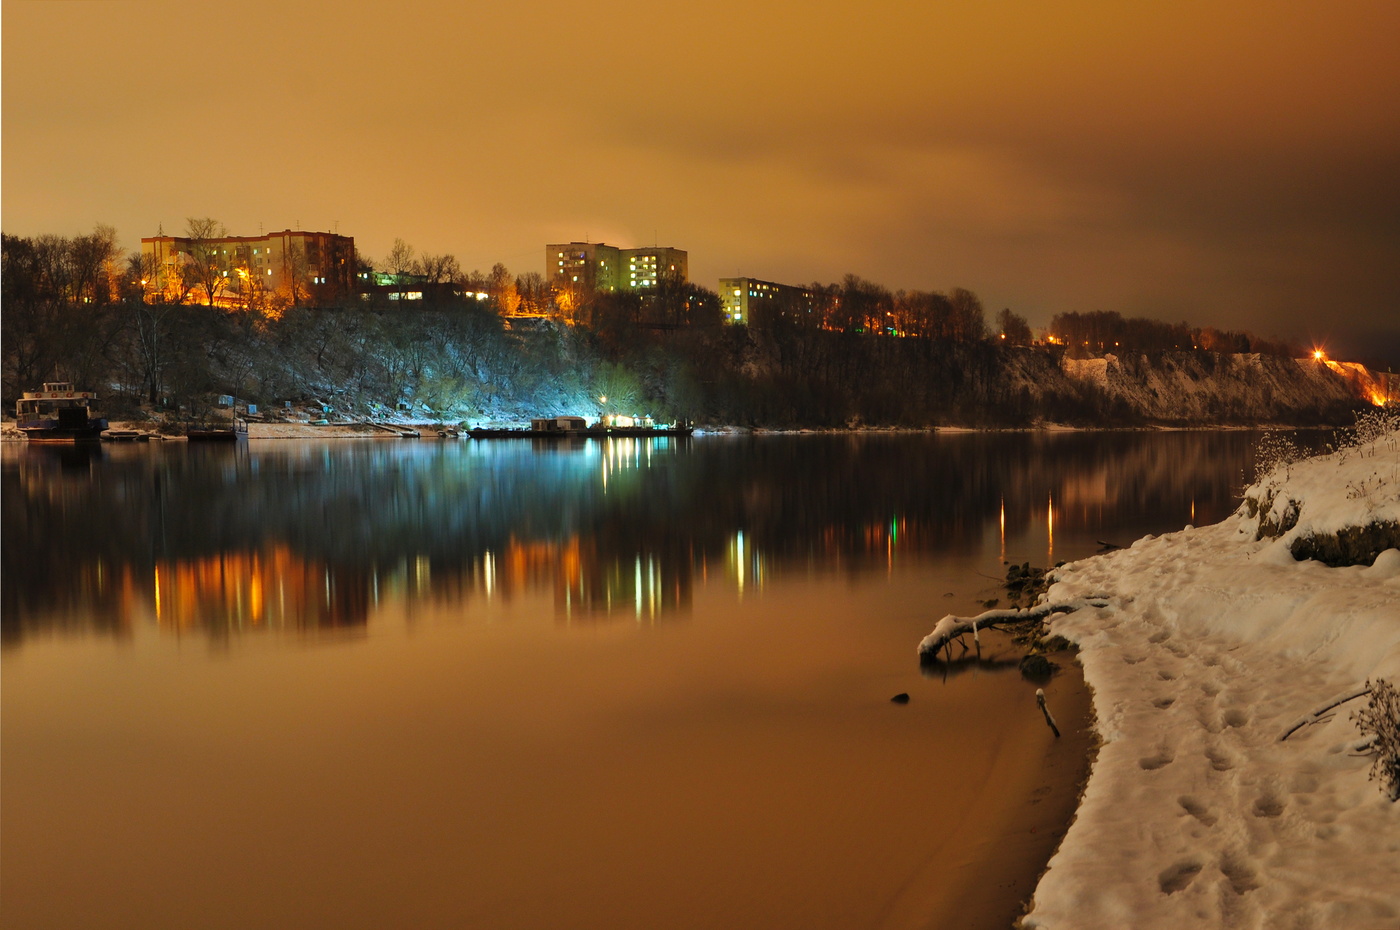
[1008, 427, 1400, 928]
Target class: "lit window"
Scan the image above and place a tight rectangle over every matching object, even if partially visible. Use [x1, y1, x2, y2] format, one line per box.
[733, 289, 740, 296]
[572, 275, 578, 282]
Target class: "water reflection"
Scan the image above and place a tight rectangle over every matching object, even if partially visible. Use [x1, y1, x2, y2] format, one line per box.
[2, 432, 1267, 646]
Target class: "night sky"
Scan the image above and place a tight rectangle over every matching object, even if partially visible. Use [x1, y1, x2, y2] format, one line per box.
[4, 1, 1398, 362]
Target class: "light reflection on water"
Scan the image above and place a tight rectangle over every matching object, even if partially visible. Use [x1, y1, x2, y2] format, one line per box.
[2, 432, 1265, 930]
[2, 432, 1260, 645]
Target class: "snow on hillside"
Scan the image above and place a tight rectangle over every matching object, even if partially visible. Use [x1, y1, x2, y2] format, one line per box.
[1056, 352, 1367, 423]
[1019, 426, 1400, 929]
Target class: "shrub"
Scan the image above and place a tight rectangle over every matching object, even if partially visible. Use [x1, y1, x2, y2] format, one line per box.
[1339, 408, 1400, 452]
[1251, 431, 1303, 482]
[1353, 678, 1400, 801]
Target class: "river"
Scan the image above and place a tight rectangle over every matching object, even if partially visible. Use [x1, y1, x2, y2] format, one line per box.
[1, 431, 1262, 929]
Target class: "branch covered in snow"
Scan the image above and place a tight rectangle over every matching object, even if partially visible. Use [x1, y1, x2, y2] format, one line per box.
[917, 597, 1109, 658]
[1276, 685, 1373, 742]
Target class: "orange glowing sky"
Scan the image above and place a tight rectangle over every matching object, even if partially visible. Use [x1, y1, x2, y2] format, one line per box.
[4, 1, 1398, 360]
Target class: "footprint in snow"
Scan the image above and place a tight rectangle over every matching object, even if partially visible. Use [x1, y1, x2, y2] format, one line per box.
[1178, 795, 1218, 826]
[1252, 793, 1285, 818]
[1152, 696, 1176, 709]
[1205, 744, 1237, 772]
[1219, 852, 1260, 894]
[1139, 747, 1176, 770]
[1158, 859, 1204, 895]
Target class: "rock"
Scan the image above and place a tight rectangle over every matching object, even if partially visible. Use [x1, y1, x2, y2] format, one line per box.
[1290, 521, 1400, 567]
[1019, 653, 1057, 682]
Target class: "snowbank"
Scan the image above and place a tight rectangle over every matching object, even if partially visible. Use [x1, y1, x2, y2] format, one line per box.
[1017, 429, 1400, 928]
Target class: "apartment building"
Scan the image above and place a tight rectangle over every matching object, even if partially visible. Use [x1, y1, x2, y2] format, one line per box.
[718, 276, 817, 324]
[141, 229, 355, 305]
[546, 242, 623, 293]
[546, 242, 688, 294]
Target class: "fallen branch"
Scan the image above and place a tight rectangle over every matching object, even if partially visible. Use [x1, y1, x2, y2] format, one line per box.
[1277, 685, 1373, 742]
[1037, 688, 1061, 738]
[1346, 736, 1378, 756]
[917, 596, 1110, 659]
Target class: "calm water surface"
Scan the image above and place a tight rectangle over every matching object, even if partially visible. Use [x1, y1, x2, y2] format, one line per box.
[2, 432, 1261, 929]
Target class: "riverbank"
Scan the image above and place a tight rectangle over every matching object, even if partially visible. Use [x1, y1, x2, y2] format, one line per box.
[1016, 427, 1400, 927]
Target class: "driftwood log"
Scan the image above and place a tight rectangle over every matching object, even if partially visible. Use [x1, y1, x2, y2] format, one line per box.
[917, 596, 1110, 660]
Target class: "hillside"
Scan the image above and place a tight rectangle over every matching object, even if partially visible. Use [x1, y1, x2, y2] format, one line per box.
[1047, 351, 1380, 426]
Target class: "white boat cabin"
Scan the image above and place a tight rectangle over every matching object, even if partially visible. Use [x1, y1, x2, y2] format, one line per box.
[530, 416, 589, 432]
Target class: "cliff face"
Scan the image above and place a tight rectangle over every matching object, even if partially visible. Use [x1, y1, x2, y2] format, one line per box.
[1050, 352, 1380, 425]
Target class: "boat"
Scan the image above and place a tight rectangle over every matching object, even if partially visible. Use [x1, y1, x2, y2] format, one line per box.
[187, 420, 248, 442]
[15, 383, 109, 442]
[101, 428, 151, 442]
[468, 416, 693, 440]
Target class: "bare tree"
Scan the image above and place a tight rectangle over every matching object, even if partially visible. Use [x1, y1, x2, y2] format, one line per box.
[515, 272, 551, 315]
[415, 252, 461, 284]
[996, 308, 1033, 346]
[385, 238, 416, 276]
[185, 217, 230, 307]
[280, 241, 309, 308]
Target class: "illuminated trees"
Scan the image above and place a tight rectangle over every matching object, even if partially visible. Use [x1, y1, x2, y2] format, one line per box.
[183, 217, 230, 307]
[515, 272, 552, 316]
[278, 241, 310, 309]
[488, 263, 520, 315]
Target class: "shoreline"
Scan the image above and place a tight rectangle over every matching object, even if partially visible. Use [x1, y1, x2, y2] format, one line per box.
[0, 419, 1332, 443]
[912, 660, 1098, 930]
[1016, 431, 1400, 928]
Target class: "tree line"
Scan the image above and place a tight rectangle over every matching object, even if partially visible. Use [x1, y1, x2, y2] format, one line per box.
[1, 223, 1310, 429]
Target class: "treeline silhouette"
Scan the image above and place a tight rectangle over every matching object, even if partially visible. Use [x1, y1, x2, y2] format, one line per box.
[2, 230, 1323, 429]
[1049, 310, 1298, 356]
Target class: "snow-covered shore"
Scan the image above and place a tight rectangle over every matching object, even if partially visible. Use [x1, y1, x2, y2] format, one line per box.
[1014, 427, 1400, 928]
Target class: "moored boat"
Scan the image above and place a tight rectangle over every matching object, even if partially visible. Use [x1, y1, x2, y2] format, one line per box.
[187, 420, 248, 442]
[468, 417, 693, 439]
[16, 383, 109, 442]
[101, 429, 151, 442]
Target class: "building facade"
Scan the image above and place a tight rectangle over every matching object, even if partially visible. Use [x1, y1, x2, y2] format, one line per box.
[718, 276, 817, 324]
[621, 247, 687, 291]
[546, 242, 689, 294]
[547, 242, 624, 293]
[141, 229, 356, 306]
